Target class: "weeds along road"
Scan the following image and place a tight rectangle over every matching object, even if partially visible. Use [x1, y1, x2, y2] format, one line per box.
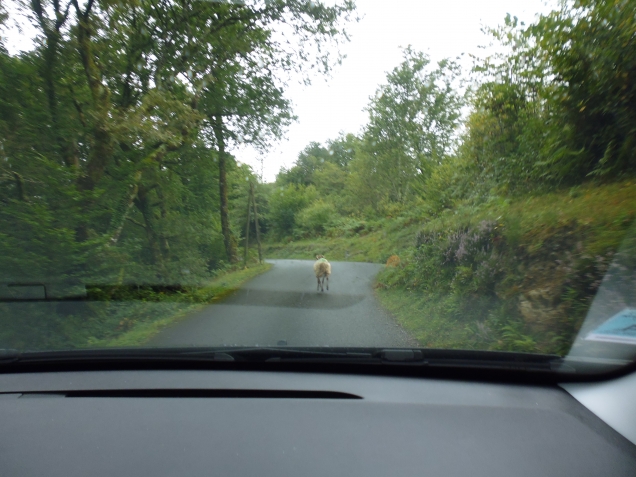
[149, 259, 415, 348]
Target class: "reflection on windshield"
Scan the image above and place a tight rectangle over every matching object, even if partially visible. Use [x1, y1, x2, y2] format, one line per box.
[569, 223, 636, 363]
[1, 0, 635, 372]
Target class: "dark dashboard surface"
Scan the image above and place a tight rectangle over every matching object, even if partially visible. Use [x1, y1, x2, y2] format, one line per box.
[0, 370, 634, 476]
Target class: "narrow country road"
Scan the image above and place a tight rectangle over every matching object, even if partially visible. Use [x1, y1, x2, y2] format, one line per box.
[149, 259, 415, 348]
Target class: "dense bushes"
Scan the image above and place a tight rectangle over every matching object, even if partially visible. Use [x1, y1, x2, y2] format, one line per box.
[296, 200, 337, 236]
[267, 185, 317, 238]
[377, 180, 636, 354]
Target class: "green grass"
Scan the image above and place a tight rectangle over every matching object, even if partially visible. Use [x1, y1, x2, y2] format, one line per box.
[188, 262, 274, 304]
[374, 180, 636, 354]
[374, 288, 473, 349]
[86, 302, 202, 348]
[93, 262, 273, 348]
[0, 262, 274, 351]
[419, 179, 636, 254]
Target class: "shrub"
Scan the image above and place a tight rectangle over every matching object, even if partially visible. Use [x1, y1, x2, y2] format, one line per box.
[296, 200, 337, 236]
[267, 185, 317, 238]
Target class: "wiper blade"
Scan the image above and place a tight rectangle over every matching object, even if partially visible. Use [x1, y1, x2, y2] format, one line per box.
[0, 349, 20, 364]
[5, 348, 237, 364]
[180, 347, 377, 363]
[0, 347, 567, 374]
[0, 282, 86, 302]
[205, 347, 560, 371]
[0, 347, 377, 367]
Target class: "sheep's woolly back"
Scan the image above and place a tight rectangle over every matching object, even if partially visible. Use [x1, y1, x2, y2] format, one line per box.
[314, 259, 331, 278]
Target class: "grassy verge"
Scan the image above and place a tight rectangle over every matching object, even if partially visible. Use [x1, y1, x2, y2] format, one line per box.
[373, 180, 636, 354]
[264, 217, 420, 263]
[374, 289, 471, 348]
[188, 262, 274, 304]
[93, 262, 273, 348]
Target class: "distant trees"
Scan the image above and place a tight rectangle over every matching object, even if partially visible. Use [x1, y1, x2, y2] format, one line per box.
[360, 48, 463, 203]
[277, 135, 357, 187]
[463, 1, 636, 193]
[272, 48, 465, 229]
[269, 0, 636, 238]
[0, 0, 356, 284]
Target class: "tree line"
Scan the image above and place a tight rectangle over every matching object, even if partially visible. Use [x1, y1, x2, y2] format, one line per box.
[268, 0, 636, 239]
[3, 0, 636, 294]
[0, 0, 355, 289]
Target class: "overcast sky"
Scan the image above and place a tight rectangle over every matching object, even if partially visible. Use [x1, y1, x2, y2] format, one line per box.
[3, 0, 554, 182]
[243, 0, 555, 181]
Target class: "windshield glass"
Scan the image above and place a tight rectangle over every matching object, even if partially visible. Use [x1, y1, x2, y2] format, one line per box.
[1, 0, 635, 374]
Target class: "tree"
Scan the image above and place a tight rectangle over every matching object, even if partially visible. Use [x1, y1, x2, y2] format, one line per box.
[277, 134, 358, 189]
[531, 0, 636, 180]
[1, 0, 356, 286]
[361, 48, 463, 202]
[277, 142, 332, 186]
[474, 4, 636, 185]
[267, 184, 317, 238]
[138, 0, 357, 262]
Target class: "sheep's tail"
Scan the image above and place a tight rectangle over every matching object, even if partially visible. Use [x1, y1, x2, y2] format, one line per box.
[314, 261, 330, 277]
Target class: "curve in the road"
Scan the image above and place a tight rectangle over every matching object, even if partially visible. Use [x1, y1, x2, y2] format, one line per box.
[149, 259, 415, 348]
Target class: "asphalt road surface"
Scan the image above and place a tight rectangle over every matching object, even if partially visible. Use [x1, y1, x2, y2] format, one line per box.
[149, 259, 415, 348]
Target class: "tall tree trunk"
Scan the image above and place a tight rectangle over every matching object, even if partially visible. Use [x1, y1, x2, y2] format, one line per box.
[42, 31, 60, 128]
[135, 185, 167, 280]
[250, 182, 263, 263]
[75, 10, 112, 192]
[12, 172, 26, 201]
[72, 1, 113, 241]
[31, 1, 76, 168]
[243, 190, 251, 267]
[211, 115, 238, 263]
[155, 184, 171, 258]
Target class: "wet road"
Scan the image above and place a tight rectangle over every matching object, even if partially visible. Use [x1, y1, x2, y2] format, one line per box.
[149, 259, 415, 348]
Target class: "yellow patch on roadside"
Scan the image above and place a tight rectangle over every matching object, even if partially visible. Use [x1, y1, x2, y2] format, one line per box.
[386, 255, 400, 267]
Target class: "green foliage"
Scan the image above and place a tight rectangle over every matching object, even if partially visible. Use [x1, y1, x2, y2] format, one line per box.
[0, 0, 357, 350]
[277, 134, 358, 188]
[378, 181, 636, 354]
[530, 0, 636, 179]
[296, 200, 337, 236]
[358, 48, 464, 203]
[261, 1, 636, 357]
[277, 142, 332, 186]
[313, 162, 348, 198]
[423, 154, 482, 210]
[0, 263, 272, 350]
[267, 184, 318, 238]
[469, 2, 636, 187]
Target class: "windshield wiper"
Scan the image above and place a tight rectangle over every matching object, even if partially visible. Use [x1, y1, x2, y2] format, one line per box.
[0, 282, 86, 302]
[154, 347, 562, 371]
[258, 348, 559, 370]
[0, 349, 20, 363]
[0, 347, 571, 375]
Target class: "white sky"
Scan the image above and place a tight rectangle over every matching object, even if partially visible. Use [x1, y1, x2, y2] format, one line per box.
[3, 0, 555, 182]
[244, 0, 554, 181]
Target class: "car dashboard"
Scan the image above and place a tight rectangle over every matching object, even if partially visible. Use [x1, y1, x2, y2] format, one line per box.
[0, 368, 634, 476]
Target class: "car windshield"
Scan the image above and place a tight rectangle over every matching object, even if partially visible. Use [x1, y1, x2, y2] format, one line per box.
[1, 0, 635, 374]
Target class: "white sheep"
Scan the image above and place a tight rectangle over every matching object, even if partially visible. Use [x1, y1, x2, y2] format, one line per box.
[313, 255, 331, 292]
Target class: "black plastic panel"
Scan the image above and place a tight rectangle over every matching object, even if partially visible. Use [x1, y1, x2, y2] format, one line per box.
[0, 370, 634, 476]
